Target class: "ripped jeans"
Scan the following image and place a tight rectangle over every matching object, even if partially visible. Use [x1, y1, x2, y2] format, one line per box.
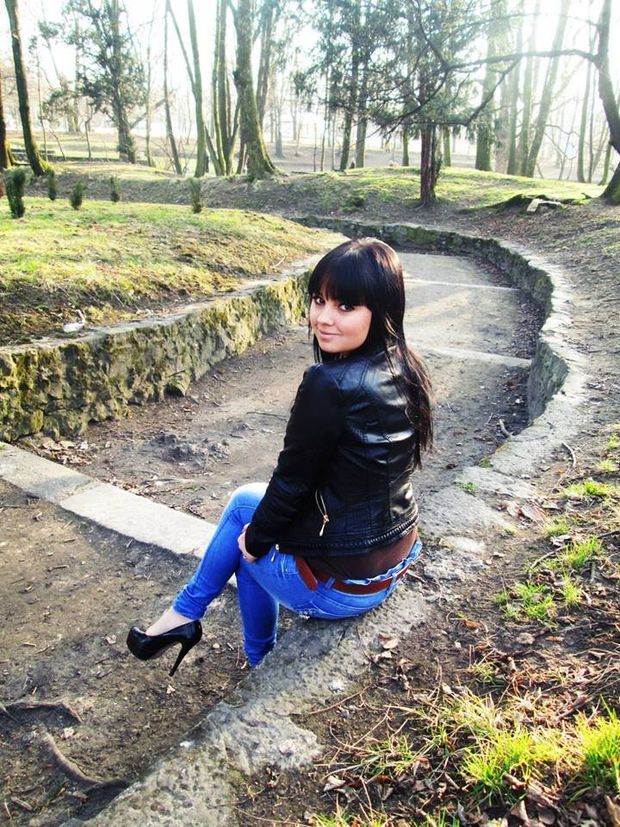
[173, 483, 422, 666]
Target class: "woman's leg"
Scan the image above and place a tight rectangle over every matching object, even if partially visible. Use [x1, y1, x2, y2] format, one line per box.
[168, 482, 279, 664]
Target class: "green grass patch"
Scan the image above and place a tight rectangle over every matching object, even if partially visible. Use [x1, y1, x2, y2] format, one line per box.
[575, 709, 620, 792]
[556, 536, 603, 573]
[0, 198, 339, 342]
[606, 433, 620, 452]
[543, 516, 572, 538]
[563, 478, 616, 500]
[462, 727, 562, 799]
[498, 582, 557, 624]
[457, 481, 477, 495]
[560, 576, 583, 606]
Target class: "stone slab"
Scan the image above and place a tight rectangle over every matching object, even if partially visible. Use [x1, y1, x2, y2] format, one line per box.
[0, 442, 215, 557]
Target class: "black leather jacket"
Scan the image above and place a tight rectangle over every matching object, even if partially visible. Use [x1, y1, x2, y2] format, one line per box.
[245, 346, 419, 558]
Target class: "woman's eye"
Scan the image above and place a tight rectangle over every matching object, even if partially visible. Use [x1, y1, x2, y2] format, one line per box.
[312, 295, 324, 305]
[339, 303, 354, 312]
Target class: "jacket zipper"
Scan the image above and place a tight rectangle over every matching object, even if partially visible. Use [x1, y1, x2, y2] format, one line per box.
[315, 489, 330, 537]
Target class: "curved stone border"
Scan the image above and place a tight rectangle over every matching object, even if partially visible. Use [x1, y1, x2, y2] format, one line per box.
[298, 216, 588, 478]
[0, 262, 318, 442]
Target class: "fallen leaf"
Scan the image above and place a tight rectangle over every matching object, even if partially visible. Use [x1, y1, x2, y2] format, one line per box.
[323, 775, 347, 792]
[520, 502, 547, 523]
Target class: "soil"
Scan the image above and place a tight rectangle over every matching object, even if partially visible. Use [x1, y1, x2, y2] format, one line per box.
[2, 170, 619, 825]
[0, 477, 253, 825]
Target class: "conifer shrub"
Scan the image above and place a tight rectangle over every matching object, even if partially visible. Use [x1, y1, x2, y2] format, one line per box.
[70, 179, 85, 210]
[47, 168, 57, 201]
[189, 178, 202, 213]
[6, 168, 26, 218]
[110, 176, 121, 202]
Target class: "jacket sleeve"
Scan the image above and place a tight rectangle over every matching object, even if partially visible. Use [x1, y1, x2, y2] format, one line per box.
[244, 364, 344, 557]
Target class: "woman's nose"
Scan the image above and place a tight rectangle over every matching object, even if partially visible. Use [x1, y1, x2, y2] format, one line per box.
[318, 304, 335, 324]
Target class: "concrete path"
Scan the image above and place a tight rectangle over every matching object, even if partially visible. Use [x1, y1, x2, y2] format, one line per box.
[0, 245, 584, 826]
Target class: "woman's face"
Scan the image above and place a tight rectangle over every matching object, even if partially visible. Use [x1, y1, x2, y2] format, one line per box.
[310, 291, 372, 356]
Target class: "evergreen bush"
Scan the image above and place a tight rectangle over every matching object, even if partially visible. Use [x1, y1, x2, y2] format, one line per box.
[189, 178, 203, 213]
[110, 176, 121, 202]
[70, 180, 85, 210]
[47, 169, 57, 201]
[6, 168, 26, 218]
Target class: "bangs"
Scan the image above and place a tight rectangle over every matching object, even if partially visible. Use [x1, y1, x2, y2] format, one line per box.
[308, 255, 369, 307]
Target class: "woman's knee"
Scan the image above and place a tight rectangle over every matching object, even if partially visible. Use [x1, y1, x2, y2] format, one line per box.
[228, 481, 268, 509]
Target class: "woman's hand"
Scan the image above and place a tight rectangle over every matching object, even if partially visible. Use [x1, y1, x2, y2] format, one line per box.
[238, 523, 258, 563]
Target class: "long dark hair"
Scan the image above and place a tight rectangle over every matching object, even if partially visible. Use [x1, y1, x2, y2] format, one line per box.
[308, 237, 433, 467]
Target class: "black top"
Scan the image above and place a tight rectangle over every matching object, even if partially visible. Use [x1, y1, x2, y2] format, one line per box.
[245, 346, 419, 558]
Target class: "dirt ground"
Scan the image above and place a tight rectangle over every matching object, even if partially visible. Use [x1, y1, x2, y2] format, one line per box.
[2, 179, 619, 824]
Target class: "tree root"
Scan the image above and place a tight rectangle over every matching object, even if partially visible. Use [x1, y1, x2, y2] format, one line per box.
[40, 732, 127, 790]
[3, 699, 82, 722]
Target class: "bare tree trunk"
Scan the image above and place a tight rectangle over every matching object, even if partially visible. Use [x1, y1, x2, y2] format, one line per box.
[339, 0, 361, 171]
[108, 0, 136, 163]
[256, 0, 277, 128]
[164, 1, 183, 174]
[505, 0, 524, 174]
[517, 0, 540, 175]
[402, 126, 410, 166]
[212, 0, 237, 175]
[354, 57, 369, 168]
[0, 63, 15, 170]
[4, 0, 50, 175]
[577, 49, 593, 182]
[420, 124, 440, 206]
[187, 0, 207, 176]
[442, 127, 451, 167]
[475, 0, 507, 171]
[523, 0, 570, 177]
[232, 0, 276, 179]
[597, 0, 620, 202]
[599, 141, 612, 185]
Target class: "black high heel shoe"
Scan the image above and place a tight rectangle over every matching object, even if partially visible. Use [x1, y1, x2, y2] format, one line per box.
[126, 621, 202, 677]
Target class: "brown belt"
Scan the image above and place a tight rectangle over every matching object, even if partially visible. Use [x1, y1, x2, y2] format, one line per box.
[295, 547, 413, 595]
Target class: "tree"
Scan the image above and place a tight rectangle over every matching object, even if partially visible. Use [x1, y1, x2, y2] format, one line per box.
[596, 0, 620, 203]
[168, 0, 219, 176]
[163, 0, 182, 174]
[0, 61, 15, 170]
[475, 0, 509, 171]
[4, 0, 50, 175]
[522, 0, 571, 177]
[368, 0, 496, 205]
[230, 0, 277, 179]
[212, 0, 238, 175]
[66, 0, 146, 163]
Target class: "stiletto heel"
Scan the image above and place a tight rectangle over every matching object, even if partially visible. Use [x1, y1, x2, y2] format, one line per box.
[169, 641, 193, 677]
[126, 621, 202, 676]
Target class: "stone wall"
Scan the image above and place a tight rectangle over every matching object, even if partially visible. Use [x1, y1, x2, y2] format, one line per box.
[0, 218, 575, 442]
[0, 270, 310, 442]
[299, 217, 573, 424]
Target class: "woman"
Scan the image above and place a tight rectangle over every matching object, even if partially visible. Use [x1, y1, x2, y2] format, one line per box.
[127, 238, 433, 675]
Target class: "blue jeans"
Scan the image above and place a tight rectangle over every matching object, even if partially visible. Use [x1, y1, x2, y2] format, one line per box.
[173, 483, 422, 666]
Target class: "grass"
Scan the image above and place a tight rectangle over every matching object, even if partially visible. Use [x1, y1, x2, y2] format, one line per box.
[498, 581, 557, 624]
[563, 478, 616, 499]
[0, 197, 340, 342]
[575, 709, 620, 792]
[556, 536, 603, 573]
[543, 516, 572, 537]
[457, 481, 477, 495]
[462, 727, 562, 799]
